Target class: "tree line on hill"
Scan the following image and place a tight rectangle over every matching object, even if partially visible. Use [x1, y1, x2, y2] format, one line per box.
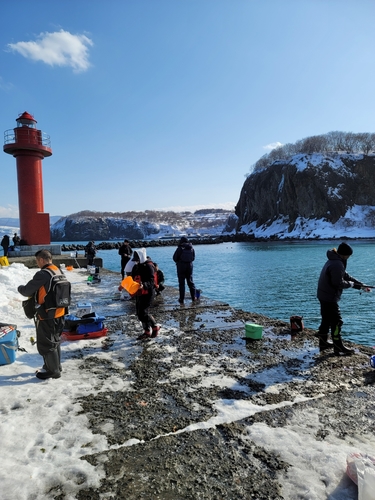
[252, 131, 375, 173]
[64, 208, 232, 225]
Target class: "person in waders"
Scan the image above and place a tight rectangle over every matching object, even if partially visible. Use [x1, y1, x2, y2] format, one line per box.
[17, 249, 68, 379]
[316, 242, 370, 355]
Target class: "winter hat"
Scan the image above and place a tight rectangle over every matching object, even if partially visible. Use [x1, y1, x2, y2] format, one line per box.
[132, 251, 139, 261]
[180, 236, 188, 243]
[337, 242, 353, 256]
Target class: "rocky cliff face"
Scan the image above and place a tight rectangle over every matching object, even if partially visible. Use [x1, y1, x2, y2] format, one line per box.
[235, 153, 375, 236]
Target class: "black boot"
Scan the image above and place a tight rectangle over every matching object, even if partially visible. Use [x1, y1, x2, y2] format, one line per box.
[319, 337, 333, 351]
[314, 332, 333, 351]
[38, 351, 61, 378]
[333, 335, 354, 356]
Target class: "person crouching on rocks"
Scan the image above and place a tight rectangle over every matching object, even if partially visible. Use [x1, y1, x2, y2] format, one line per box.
[132, 248, 160, 340]
[316, 242, 370, 355]
[154, 262, 165, 295]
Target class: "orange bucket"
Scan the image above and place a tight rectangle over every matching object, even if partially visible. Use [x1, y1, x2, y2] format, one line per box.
[121, 276, 140, 295]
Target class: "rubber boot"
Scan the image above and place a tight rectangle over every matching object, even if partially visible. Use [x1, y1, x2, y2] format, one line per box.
[38, 351, 61, 379]
[314, 332, 333, 351]
[319, 336, 333, 351]
[333, 335, 354, 356]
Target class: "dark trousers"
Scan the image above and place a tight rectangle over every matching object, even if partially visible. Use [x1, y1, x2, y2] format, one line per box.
[318, 300, 343, 339]
[36, 317, 65, 374]
[177, 263, 196, 302]
[2, 246, 8, 257]
[121, 257, 130, 279]
[135, 291, 156, 331]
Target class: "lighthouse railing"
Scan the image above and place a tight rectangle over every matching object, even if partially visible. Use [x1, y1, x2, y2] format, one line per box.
[4, 129, 51, 148]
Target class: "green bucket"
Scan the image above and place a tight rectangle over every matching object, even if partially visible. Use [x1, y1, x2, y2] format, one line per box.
[245, 322, 263, 340]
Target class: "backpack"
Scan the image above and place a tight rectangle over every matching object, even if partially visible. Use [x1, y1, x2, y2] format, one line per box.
[147, 261, 159, 289]
[290, 315, 304, 334]
[180, 246, 194, 263]
[42, 268, 71, 310]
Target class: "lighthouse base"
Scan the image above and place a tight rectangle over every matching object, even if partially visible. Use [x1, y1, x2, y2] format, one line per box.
[7, 244, 62, 258]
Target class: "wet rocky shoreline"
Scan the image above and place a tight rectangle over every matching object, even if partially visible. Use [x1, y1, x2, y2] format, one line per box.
[54, 271, 375, 500]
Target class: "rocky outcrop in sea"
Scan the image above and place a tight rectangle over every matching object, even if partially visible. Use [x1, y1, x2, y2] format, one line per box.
[235, 153, 375, 237]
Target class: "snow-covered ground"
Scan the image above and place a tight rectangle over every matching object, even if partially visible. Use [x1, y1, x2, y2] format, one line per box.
[1, 263, 375, 499]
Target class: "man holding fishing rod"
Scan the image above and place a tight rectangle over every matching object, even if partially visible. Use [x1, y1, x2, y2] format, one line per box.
[316, 242, 371, 355]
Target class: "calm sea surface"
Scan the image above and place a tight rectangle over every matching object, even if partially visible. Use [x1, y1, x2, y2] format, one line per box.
[60, 240, 375, 347]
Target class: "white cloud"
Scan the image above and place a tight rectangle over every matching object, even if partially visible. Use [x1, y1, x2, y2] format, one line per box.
[7, 30, 93, 73]
[0, 205, 19, 218]
[263, 141, 283, 151]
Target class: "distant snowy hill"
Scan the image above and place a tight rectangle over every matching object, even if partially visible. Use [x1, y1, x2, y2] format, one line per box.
[0, 216, 63, 240]
[50, 210, 237, 241]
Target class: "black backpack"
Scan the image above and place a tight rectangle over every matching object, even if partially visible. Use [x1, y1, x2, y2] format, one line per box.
[42, 268, 71, 310]
[180, 246, 194, 263]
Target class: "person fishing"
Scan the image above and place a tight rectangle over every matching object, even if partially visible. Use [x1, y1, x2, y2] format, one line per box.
[316, 242, 371, 355]
[173, 236, 196, 305]
[118, 239, 133, 279]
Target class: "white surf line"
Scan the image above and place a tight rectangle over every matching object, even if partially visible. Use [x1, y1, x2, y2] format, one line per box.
[103, 393, 326, 451]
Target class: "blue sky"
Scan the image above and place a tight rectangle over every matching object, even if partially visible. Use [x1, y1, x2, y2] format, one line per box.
[1, 0, 375, 218]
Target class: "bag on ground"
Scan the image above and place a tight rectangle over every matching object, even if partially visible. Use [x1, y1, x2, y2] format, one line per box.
[290, 315, 304, 334]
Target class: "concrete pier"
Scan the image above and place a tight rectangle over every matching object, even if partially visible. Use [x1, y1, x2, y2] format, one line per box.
[5, 253, 103, 269]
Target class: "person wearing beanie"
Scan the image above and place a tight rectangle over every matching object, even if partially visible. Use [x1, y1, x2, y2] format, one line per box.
[316, 242, 370, 355]
[173, 236, 197, 304]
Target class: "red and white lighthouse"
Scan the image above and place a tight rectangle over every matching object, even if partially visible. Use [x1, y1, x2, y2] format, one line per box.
[3, 112, 52, 245]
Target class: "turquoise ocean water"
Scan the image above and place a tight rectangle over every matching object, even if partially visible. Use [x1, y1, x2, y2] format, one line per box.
[61, 240, 375, 347]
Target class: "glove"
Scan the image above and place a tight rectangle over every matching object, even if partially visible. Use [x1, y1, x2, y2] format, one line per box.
[353, 283, 362, 290]
[361, 284, 372, 292]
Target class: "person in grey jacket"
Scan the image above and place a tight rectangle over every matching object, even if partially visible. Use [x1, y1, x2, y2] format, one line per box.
[17, 250, 67, 379]
[316, 242, 370, 355]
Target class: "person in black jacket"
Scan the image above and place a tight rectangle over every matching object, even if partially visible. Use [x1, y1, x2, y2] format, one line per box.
[119, 239, 133, 279]
[154, 262, 165, 295]
[1, 234, 10, 257]
[85, 241, 96, 266]
[132, 248, 160, 340]
[316, 242, 370, 355]
[173, 236, 196, 305]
